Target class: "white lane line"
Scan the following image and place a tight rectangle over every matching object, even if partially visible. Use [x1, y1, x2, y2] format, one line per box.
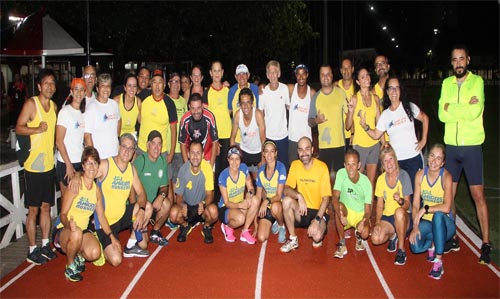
[254, 240, 267, 299]
[365, 242, 395, 299]
[120, 229, 176, 299]
[0, 263, 35, 293]
[456, 215, 500, 278]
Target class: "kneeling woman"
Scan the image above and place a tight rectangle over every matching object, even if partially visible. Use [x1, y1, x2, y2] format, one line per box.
[371, 144, 412, 265]
[218, 145, 260, 244]
[409, 143, 455, 280]
[53, 147, 117, 282]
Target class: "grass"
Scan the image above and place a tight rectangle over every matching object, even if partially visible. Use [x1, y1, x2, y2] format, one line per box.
[420, 83, 499, 265]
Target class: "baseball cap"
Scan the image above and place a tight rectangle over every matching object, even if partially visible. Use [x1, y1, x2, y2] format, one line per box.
[227, 146, 242, 159]
[235, 64, 249, 75]
[151, 69, 165, 80]
[147, 130, 162, 142]
[294, 64, 309, 74]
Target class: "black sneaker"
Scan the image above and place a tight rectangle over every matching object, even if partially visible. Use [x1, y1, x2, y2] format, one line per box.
[40, 244, 57, 260]
[26, 247, 48, 265]
[479, 243, 492, 265]
[149, 230, 169, 246]
[74, 254, 86, 273]
[177, 224, 192, 242]
[65, 262, 83, 282]
[202, 226, 214, 244]
[394, 248, 407, 265]
[387, 233, 397, 252]
[443, 237, 460, 254]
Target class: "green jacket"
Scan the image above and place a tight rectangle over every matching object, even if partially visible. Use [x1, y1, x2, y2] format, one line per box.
[438, 71, 485, 146]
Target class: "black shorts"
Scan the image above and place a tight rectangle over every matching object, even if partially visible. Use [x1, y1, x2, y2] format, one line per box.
[241, 150, 261, 168]
[95, 204, 134, 249]
[294, 208, 329, 228]
[258, 204, 276, 223]
[381, 214, 413, 234]
[186, 203, 204, 226]
[24, 169, 55, 207]
[56, 160, 83, 186]
[319, 147, 344, 173]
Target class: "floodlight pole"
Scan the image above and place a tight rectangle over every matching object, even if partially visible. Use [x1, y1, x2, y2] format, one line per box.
[86, 0, 91, 65]
[323, 0, 328, 64]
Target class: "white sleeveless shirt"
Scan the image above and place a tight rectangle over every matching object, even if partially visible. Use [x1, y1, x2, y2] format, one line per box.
[288, 84, 312, 142]
[238, 107, 262, 154]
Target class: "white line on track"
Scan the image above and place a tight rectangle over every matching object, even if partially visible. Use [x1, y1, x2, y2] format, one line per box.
[365, 242, 395, 299]
[254, 240, 267, 299]
[456, 215, 500, 278]
[120, 229, 177, 299]
[0, 263, 35, 293]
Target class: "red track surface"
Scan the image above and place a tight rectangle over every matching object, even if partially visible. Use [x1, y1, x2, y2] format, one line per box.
[1, 221, 499, 298]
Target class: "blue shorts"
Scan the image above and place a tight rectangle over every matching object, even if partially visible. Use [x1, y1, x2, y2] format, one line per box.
[381, 214, 413, 234]
[445, 145, 484, 185]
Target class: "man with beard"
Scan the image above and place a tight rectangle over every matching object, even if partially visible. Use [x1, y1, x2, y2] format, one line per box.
[438, 44, 490, 264]
[334, 58, 355, 150]
[178, 93, 219, 167]
[372, 54, 391, 101]
[280, 137, 332, 253]
[331, 148, 372, 259]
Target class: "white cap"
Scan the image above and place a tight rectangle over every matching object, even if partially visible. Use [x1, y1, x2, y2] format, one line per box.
[235, 64, 249, 75]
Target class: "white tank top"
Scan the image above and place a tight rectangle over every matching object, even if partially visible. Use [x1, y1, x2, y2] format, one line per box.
[238, 107, 262, 154]
[288, 84, 311, 142]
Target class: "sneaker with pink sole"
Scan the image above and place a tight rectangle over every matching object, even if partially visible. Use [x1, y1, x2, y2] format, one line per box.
[240, 229, 256, 244]
[221, 223, 236, 242]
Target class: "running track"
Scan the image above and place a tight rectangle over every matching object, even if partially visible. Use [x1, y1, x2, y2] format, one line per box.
[1, 215, 498, 298]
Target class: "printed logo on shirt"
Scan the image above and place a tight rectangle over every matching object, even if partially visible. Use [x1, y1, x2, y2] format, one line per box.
[75, 196, 96, 211]
[103, 113, 119, 121]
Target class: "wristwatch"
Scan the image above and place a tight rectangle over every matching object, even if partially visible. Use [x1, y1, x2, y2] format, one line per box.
[315, 215, 321, 222]
[424, 205, 429, 214]
[161, 192, 167, 199]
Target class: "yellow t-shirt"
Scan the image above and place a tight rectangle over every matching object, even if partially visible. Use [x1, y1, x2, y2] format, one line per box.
[352, 92, 379, 147]
[138, 95, 170, 152]
[338, 79, 355, 139]
[310, 87, 347, 149]
[206, 86, 231, 139]
[375, 172, 404, 216]
[118, 94, 140, 136]
[57, 177, 97, 229]
[25, 96, 56, 172]
[171, 96, 188, 153]
[420, 168, 445, 221]
[99, 157, 133, 225]
[286, 158, 332, 209]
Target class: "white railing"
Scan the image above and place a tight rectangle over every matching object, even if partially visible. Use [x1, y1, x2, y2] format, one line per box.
[0, 161, 59, 249]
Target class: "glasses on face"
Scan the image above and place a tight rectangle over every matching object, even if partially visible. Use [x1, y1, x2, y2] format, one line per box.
[386, 86, 400, 92]
[84, 160, 99, 167]
[83, 73, 96, 79]
[120, 144, 136, 153]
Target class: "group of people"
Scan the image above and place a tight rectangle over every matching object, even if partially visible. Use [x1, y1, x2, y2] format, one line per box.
[15, 44, 491, 282]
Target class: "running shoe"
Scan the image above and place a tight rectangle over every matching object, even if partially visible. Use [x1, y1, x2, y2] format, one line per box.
[75, 254, 86, 273]
[221, 223, 236, 242]
[334, 243, 348, 259]
[240, 229, 256, 244]
[344, 229, 352, 239]
[177, 224, 193, 242]
[426, 247, 435, 263]
[479, 243, 492, 265]
[278, 225, 286, 243]
[165, 218, 179, 231]
[387, 233, 398, 252]
[202, 226, 214, 244]
[280, 237, 299, 253]
[444, 237, 460, 253]
[355, 235, 365, 251]
[394, 248, 407, 265]
[271, 220, 279, 235]
[40, 244, 57, 260]
[65, 261, 83, 282]
[313, 240, 323, 248]
[428, 258, 444, 280]
[123, 243, 149, 258]
[150, 229, 169, 246]
[26, 247, 48, 265]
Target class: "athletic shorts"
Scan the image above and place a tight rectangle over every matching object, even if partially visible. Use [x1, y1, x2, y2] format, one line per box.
[344, 207, 363, 230]
[319, 147, 344, 173]
[95, 204, 134, 249]
[24, 169, 55, 207]
[354, 143, 380, 169]
[294, 208, 329, 228]
[381, 213, 413, 234]
[241, 150, 261, 168]
[56, 160, 83, 186]
[258, 203, 276, 223]
[445, 145, 484, 185]
[186, 203, 205, 226]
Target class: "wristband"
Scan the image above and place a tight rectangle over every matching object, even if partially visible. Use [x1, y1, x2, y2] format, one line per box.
[107, 231, 113, 238]
[364, 125, 370, 132]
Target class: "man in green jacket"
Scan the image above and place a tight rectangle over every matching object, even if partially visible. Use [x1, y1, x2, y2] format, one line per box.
[438, 44, 490, 265]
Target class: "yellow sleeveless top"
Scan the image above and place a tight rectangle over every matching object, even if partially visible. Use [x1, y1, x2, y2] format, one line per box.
[338, 80, 355, 139]
[420, 167, 445, 221]
[119, 94, 139, 136]
[99, 157, 133, 225]
[25, 96, 56, 172]
[352, 92, 379, 147]
[57, 177, 97, 230]
[206, 86, 231, 138]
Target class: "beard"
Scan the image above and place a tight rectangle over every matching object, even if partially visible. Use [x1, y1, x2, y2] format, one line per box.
[453, 65, 468, 78]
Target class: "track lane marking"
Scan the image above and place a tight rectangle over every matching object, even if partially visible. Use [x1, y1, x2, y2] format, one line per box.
[365, 242, 395, 299]
[254, 240, 267, 299]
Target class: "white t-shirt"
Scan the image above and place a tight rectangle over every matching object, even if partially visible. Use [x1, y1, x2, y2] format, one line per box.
[84, 99, 120, 159]
[376, 102, 420, 160]
[288, 84, 312, 142]
[258, 82, 289, 140]
[56, 104, 85, 163]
